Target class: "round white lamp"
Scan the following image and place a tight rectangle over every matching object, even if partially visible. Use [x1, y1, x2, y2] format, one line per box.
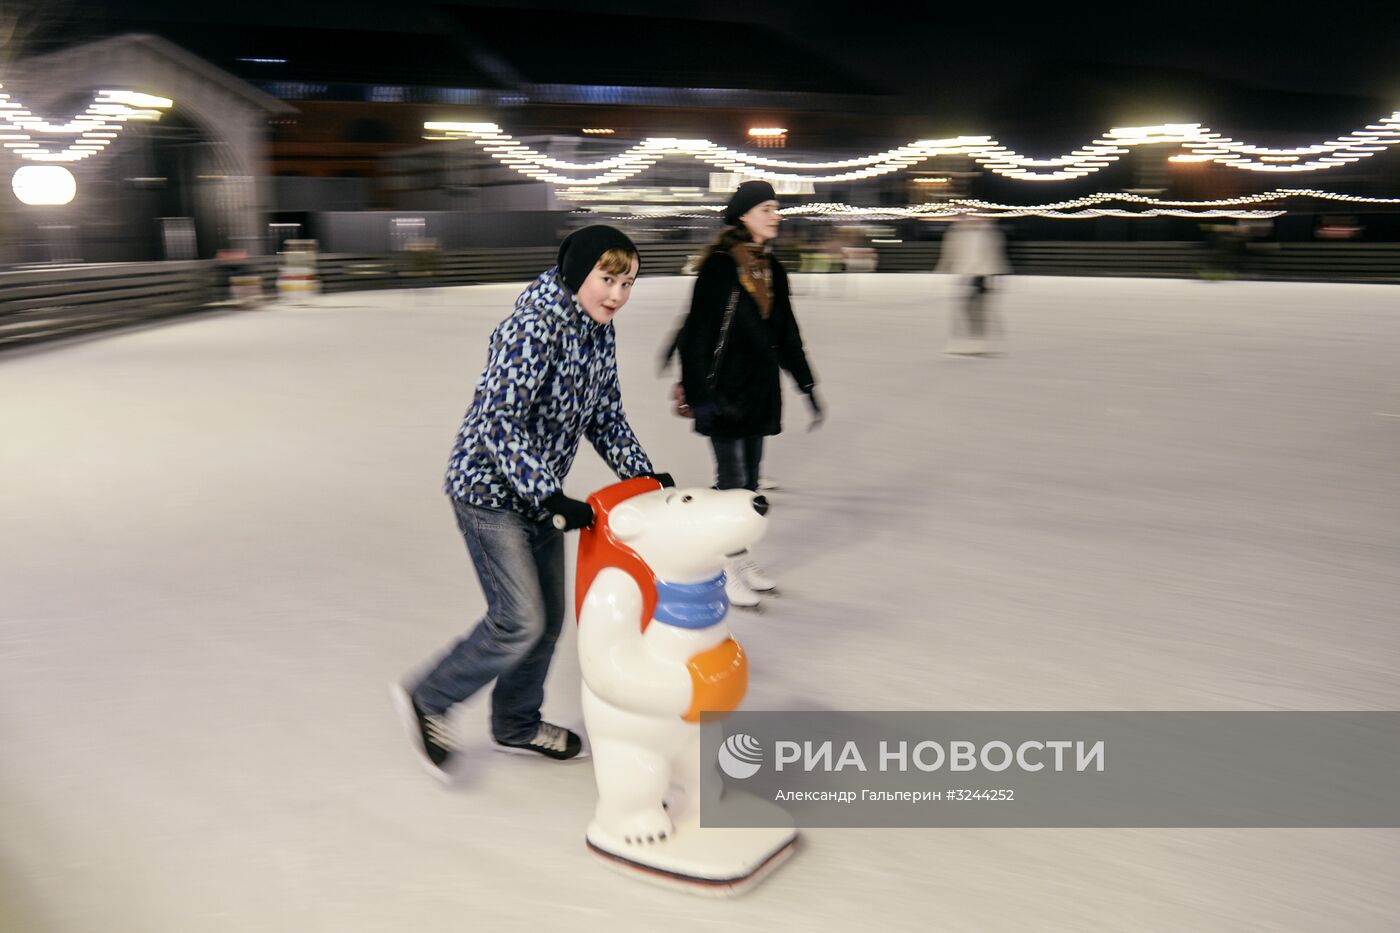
[12, 165, 77, 206]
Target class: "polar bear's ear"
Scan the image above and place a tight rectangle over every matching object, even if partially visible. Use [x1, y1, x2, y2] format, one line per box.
[608, 503, 645, 541]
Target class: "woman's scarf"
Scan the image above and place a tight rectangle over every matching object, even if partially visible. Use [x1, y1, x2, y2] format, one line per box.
[730, 243, 772, 318]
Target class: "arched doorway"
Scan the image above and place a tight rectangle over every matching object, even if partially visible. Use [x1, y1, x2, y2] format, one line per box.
[3, 33, 294, 263]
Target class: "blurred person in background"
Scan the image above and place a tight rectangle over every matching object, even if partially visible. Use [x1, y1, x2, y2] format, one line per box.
[936, 215, 1010, 355]
[841, 232, 878, 298]
[393, 225, 673, 781]
[673, 180, 822, 608]
[822, 228, 849, 298]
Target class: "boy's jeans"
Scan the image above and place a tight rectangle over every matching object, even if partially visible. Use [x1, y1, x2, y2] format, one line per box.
[412, 499, 565, 745]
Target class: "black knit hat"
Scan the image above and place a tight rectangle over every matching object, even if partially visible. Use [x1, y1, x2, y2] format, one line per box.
[723, 180, 778, 225]
[556, 224, 639, 293]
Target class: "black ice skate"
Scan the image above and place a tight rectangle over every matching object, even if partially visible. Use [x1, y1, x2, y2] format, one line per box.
[494, 721, 587, 761]
[390, 683, 455, 783]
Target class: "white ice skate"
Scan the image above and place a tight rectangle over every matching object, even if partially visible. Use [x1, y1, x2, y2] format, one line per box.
[732, 553, 776, 593]
[724, 560, 763, 608]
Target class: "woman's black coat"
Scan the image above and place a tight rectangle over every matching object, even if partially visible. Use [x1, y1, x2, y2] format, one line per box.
[677, 250, 815, 438]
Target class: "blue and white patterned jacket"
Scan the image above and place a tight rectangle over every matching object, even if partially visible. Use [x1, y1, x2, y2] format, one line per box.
[445, 267, 653, 520]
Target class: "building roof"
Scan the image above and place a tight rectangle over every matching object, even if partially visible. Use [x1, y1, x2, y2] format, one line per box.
[97, 20, 507, 90]
[15, 32, 296, 115]
[432, 5, 885, 95]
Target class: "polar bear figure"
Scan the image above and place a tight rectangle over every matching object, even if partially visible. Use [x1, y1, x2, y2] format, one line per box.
[575, 477, 768, 849]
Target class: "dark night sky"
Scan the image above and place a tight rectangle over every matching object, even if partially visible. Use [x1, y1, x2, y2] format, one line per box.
[25, 0, 1400, 140]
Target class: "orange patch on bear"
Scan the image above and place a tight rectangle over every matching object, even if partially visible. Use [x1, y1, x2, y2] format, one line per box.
[682, 638, 748, 722]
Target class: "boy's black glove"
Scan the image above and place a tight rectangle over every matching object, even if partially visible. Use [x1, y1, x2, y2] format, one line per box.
[543, 492, 594, 531]
[639, 471, 675, 488]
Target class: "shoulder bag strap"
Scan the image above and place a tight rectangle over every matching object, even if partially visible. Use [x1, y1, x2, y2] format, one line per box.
[705, 287, 741, 392]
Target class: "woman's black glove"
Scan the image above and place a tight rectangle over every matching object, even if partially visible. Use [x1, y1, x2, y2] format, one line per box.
[543, 492, 594, 531]
[639, 471, 676, 488]
[802, 385, 825, 431]
[691, 401, 718, 434]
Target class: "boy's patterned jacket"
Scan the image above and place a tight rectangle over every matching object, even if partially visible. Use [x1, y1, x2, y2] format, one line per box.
[445, 267, 652, 519]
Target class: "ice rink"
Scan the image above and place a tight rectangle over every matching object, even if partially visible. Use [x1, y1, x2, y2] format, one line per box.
[3, 273, 1398, 932]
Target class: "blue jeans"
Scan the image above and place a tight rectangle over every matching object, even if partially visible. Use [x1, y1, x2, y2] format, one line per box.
[711, 435, 764, 491]
[412, 499, 565, 744]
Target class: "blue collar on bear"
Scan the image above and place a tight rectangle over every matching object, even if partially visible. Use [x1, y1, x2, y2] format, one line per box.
[653, 573, 727, 629]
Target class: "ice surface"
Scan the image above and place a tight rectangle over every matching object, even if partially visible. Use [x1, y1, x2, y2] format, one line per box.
[2, 274, 1398, 932]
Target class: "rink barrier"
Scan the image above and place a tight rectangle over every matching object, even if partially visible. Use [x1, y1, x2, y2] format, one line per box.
[0, 260, 214, 349]
[0, 246, 693, 349]
[10, 241, 1400, 350]
[1006, 242, 1207, 278]
[1227, 242, 1400, 283]
[306, 244, 696, 293]
[871, 241, 1207, 278]
[872, 241, 1400, 281]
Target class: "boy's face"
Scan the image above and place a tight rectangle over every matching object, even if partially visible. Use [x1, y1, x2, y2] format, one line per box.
[576, 257, 639, 325]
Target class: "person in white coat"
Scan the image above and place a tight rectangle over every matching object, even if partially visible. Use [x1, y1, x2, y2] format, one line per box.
[936, 216, 1010, 355]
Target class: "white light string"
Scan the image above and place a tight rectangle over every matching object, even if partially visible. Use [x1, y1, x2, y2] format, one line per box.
[783, 205, 1287, 220]
[579, 204, 1286, 221]
[565, 189, 1400, 219]
[426, 114, 1400, 185]
[0, 87, 173, 163]
[952, 188, 1400, 211]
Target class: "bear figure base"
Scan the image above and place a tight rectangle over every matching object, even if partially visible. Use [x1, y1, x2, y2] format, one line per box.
[585, 811, 796, 898]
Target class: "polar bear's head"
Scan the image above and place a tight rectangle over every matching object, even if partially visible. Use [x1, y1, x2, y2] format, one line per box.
[573, 478, 770, 628]
[605, 486, 768, 583]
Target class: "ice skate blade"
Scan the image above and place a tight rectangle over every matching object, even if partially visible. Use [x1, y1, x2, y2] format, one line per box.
[586, 819, 797, 897]
[492, 739, 591, 761]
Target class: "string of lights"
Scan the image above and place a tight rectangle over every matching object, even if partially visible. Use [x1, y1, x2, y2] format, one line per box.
[0, 87, 173, 163]
[566, 189, 1397, 220]
[425, 115, 1400, 185]
[953, 188, 1400, 210]
[579, 203, 1286, 221]
[783, 204, 1286, 219]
